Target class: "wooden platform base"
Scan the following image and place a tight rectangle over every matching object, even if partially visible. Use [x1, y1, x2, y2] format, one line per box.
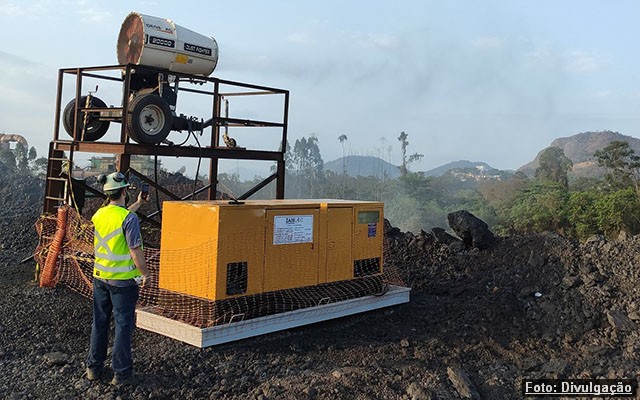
[136, 285, 411, 347]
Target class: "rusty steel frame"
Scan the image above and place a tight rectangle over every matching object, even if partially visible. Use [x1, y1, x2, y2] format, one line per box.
[45, 64, 289, 216]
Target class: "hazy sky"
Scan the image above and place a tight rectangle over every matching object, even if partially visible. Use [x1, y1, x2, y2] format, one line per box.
[1, 0, 639, 174]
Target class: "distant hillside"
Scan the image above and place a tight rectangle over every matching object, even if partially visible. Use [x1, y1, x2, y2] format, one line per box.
[324, 156, 401, 179]
[519, 131, 640, 178]
[423, 160, 501, 177]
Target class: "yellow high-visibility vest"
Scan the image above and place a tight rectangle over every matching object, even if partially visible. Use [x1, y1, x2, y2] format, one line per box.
[91, 205, 141, 280]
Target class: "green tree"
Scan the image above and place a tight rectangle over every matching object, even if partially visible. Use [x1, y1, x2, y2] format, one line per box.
[338, 134, 348, 175]
[535, 147, 573, 187]
[397, 131, 423, 176]
[504, 181, 570, 235]
[567, 190, 600, 240]
[594, 188, 640, 237]
[289, 135, 324, 197]
[282, 140, 294, 172]
[594, 141, 640, 193]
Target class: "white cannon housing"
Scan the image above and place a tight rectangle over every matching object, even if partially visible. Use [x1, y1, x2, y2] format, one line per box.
[117, 12, 219, 76]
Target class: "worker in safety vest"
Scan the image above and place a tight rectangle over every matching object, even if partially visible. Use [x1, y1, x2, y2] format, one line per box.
[85, 171, 150, 385]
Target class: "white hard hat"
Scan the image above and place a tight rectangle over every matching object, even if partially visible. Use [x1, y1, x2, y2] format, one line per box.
[98, 172, 129, 193]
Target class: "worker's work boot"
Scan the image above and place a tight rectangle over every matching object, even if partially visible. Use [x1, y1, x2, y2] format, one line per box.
[85, 368, 101, 381]
[110, 374, 135, 386]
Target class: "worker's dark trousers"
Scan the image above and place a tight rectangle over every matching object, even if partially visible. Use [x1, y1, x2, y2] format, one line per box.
[86, 279, 139, 378]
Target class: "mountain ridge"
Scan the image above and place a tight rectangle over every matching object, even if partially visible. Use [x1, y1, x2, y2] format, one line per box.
[518, 130, 640, 177]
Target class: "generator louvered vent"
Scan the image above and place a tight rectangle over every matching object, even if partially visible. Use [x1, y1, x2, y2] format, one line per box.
[226, 262, 248, 295]
[354, 258, 381, 277]
[117, 13, 145, 65]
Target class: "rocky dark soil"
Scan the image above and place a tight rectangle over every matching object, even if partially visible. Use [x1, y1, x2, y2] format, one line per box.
[1, 168, 639, 399]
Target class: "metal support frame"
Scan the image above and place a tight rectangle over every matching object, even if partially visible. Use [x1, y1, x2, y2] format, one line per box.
[43, 64, 289, 216]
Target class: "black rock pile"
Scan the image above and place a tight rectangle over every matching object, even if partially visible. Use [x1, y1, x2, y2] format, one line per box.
[385, 211, 640, 395]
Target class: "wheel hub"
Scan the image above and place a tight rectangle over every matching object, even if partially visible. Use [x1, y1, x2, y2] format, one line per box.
[139, 105, 165, 135]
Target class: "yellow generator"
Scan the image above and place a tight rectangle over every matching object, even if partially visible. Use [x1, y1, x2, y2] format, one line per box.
[158, 199, 384, 301]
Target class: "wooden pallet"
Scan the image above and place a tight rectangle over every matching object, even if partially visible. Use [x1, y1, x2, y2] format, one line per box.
[136, 285, 410, 347]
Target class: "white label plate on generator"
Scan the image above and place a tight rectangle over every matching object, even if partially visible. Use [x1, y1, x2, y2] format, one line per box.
[273, 215, 314, 245]
[136, 285, 410, 348]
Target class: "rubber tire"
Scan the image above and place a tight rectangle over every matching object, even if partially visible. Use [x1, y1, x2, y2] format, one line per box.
[126, 94, 172, 144]
[62, 96, 110, 141]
